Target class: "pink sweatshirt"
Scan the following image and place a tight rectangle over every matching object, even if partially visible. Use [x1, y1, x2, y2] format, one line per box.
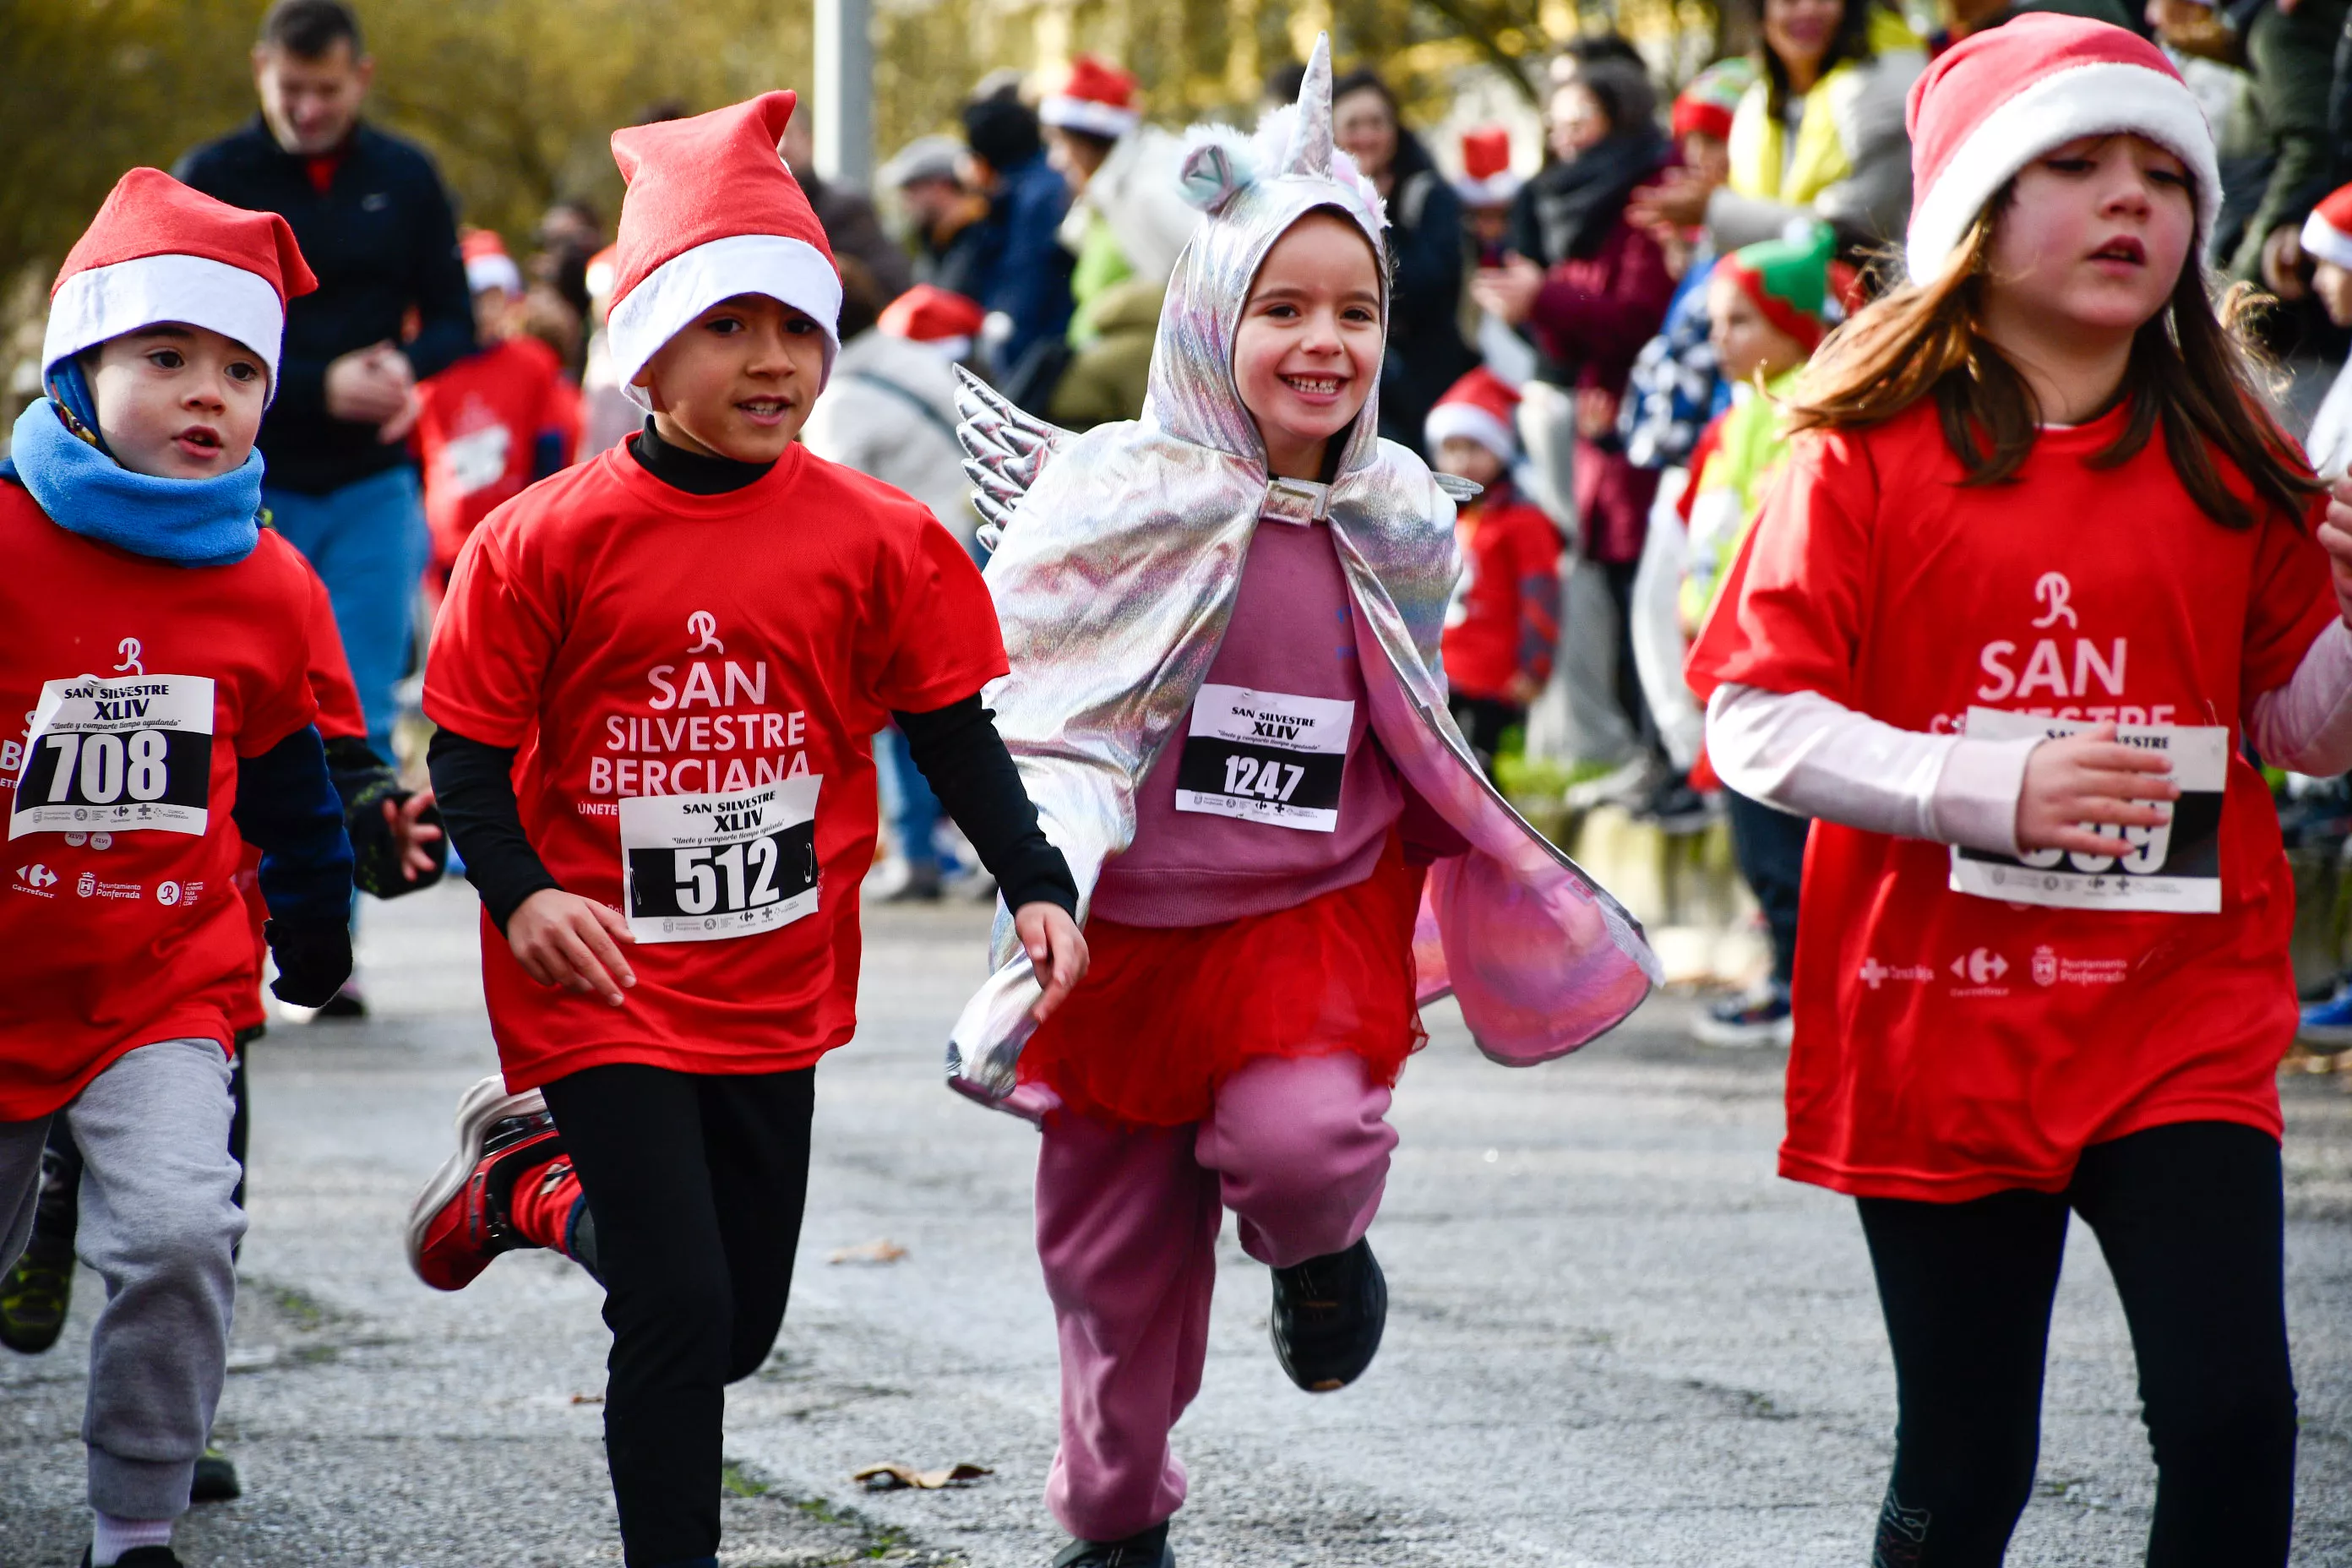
[1089, 517, 1404, 928]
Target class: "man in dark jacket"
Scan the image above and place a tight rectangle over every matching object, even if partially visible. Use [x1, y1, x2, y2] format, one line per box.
[959, 95, 1074, 407]
[176, 0, 471, 767]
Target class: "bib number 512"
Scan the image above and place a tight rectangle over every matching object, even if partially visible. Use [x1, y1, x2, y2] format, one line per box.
[668, 834, 793, 914]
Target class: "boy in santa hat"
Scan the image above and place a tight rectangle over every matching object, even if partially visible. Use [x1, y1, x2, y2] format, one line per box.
[404, 93, 1086, 1568]
[0, 166, 357, 1568]
[1424, 368, 1562, 771]
[411, 229, 574, 594]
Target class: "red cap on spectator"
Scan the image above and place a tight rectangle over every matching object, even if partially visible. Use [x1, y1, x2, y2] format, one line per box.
[1454, 127, 1521, 209]
[880, 284, 987, 343]
[1041, 56, 1141, 139]
[461, 229, 523, 297]
[2301, 183, 2352, 271]
[1424, 368, 1521, 464]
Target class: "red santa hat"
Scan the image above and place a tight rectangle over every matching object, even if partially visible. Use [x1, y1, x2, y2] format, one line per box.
[42, 166, 315, 400]
[879, 284, 986, 359]
[1424, 368, 1521, 464]
[2301, 182, 2352, 272]
[1454, 127, 1521, 210]
[1041, 57, 1141, 139]
[1903, 15, 2219, 285]
[461, 229, 524, 297]
[605, 91, 842, 411]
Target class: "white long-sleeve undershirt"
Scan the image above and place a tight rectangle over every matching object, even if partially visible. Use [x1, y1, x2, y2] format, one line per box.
[1707, 619, 2352, 851]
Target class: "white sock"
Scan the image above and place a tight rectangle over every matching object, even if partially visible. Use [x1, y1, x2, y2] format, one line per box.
[90, 1511, 172, 1565]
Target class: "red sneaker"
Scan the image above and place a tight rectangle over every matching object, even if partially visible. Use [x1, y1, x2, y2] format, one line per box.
[405, 1075, 564, 1291]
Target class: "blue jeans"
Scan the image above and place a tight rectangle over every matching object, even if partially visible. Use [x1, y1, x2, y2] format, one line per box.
[874, 725, 945, 873]
[264, 466, 428, 760]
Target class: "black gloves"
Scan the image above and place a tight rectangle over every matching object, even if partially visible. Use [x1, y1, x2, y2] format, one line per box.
[265, 917, 354, 1008]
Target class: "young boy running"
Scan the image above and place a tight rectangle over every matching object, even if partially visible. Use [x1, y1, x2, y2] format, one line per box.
[406, 94, 1086, 1568]
[0, 167, 355, 1568]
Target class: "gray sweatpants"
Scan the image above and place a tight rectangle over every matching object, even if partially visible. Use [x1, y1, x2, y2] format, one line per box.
[0, 1037, 245, 1520]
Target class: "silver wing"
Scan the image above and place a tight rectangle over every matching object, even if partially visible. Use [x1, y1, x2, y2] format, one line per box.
[954, 367, 1072, 553]
[1433, 472, 1484, 504]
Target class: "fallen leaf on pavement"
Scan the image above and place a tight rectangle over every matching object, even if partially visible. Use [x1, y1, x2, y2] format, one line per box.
[853, 1462, 993, 1491]
[828, 1239, 908, 1265]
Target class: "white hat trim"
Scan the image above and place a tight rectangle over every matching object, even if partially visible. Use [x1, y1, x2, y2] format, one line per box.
[1425, 401, 1517, 463]
[2302, 210, 2352, 272]
[466, 253, 525, 297]
[1040, 95, 1139, 139]
[42, 253, 286, 398]
[1904, 60, 2220, 286]
[1455, 172, 1523, 208]
[607, 232, 844, 413]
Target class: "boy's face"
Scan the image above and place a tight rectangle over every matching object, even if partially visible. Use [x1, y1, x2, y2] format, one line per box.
[634, 293, 830, 464]
[84, 324, 269, 481]
[2314, 259, 2352, 328]
[473, 286, 517, 343]
[1708, 274, 1810, 385]
[1232, 211, 1383, 482]
[1436, 435, 1505, 487]
[1680, 132, 1730, 192]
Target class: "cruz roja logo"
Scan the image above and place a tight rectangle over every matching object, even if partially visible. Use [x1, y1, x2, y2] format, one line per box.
[1857, 957, 1932, 989]
[1952, 947, 2008, 985]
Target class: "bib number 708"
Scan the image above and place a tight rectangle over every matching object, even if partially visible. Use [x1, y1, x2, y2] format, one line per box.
[669, 835, 789, 914]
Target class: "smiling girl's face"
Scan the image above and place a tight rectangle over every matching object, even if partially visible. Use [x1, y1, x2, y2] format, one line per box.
[1981, 133, 2196, 349]
[84, 324, 269, 481]
[1231, 210, 1384, 482]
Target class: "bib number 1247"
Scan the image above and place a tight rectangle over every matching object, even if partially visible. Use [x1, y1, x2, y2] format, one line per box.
[620, 776, 820, 943]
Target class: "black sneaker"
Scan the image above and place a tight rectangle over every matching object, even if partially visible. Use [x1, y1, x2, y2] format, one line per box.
[1269, 1237, 1386, 1392]
[1052, 1522, 1173, 1567]
[0, 1236, 72, 1354]
[79, 1547, 185, 1567]
[189, 1445, 240, 1503]
[312, 980, 367, 1019]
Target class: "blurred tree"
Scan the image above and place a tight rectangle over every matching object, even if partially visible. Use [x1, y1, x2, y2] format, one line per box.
[0, 0, 812, 287]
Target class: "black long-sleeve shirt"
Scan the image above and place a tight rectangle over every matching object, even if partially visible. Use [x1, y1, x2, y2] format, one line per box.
[175, 117, 475, 495]
[430, 421, 1076, 932]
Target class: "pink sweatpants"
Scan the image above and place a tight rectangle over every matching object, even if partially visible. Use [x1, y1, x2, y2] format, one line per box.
[1033, 1052, 1396, 1541]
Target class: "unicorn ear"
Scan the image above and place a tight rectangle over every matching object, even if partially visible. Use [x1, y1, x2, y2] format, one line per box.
[1179, 134, 1255, 213]
[1282, 33, 1336, 178]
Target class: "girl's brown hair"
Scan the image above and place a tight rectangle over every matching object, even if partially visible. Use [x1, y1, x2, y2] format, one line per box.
[1787, 190, 2321, 530]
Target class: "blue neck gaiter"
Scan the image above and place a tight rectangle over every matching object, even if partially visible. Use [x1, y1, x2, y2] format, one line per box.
[0, 368, 264, 569]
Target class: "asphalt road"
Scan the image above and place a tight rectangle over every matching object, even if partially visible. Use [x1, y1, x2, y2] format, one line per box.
[3, 882, 2348, 1567]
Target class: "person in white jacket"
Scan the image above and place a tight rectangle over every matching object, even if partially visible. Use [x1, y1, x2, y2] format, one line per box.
[1041, 56, 1200, 342]
[800, 270, 986, 898]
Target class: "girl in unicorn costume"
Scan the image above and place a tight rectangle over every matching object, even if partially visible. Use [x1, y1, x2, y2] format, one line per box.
[945, 41, 1658, 1568]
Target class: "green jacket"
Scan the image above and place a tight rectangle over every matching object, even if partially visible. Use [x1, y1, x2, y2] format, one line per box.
[2231, 0, 2351, 282]
[1048, 278, 1165, 430]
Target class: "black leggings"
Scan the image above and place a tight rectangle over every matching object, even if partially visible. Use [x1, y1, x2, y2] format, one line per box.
[1859, 1120, 2296, 1568]
[541, 1063, 814, 1568]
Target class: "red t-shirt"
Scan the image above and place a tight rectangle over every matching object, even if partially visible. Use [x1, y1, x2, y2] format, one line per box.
[231, 559, 369, 1033]
[1687, 400, 2336, 1201]
[414, 337, 567, 571]
[0, 487, 319, 1117]
[1442, 484, 1563, 700]
[423, 441, 1006, 1088]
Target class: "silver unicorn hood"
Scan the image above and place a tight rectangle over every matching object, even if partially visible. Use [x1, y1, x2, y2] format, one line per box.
[1143, 34, 1390, 475]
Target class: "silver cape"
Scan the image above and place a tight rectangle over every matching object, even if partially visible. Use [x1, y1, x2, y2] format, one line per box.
[946, 36, 1661, 1115]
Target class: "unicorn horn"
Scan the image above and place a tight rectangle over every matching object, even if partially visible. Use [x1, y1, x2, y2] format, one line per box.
[1284, 33, 1335, 177]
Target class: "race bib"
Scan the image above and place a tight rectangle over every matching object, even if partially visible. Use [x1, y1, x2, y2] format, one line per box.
[620, 776, 820, 944]
[1950, 707, 2226, 914]
[10, 674, 215, 840]
[1173, 683, 1351, 833]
